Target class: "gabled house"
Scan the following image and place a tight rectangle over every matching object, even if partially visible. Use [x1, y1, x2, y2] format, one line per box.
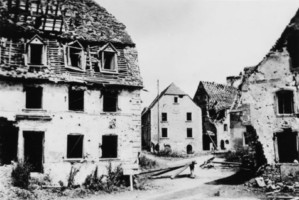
[233, 9, 299, 164]
[142, 83, 202, 154]
[0, 0, 142, 184]
[193, 81, 238, 151]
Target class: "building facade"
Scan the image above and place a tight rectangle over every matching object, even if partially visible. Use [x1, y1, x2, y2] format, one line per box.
[193, 81, 238, 151]
[142, 83, 202, 154]
[0, 0, 143, 185]
[234, 9, 299, 164]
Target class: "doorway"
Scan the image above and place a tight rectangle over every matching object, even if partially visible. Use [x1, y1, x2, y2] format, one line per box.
[23, 131, 44, 172]
[0, 119, 18, 165]
[276, 130, 298, 163]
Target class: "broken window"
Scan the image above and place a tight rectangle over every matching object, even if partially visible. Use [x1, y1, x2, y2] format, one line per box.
[67, 134, 84, 159]
[27, 35, 46, 66]
[102, 135, 118, 158]
[100, 44, 118, 72]
[161, 113, 167, 122]
[187, 112, 192, 121]
[224, 124, 228, 131]
[103, 93, 118, 112]
[66, 41, 85, 70]
[187, 128, 193, 138]
[69, 88, 84, 111]
[162, 128, 168, 138]
[277, 90, 294, 114]
[25, 87, 42, 109]
[174, 97, 178, 103]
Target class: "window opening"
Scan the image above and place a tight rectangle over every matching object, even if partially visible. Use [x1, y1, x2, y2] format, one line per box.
[25, 87, 42, 109]
[162, 128, 168, 138]
[187, 112, 192, 121]
[103, 93, 118, 112]
[187, 145, 193, 154]
[69, 89, 84, 111]
[162, 113, 167, 122]
[67, 135, 83, 159]
[102, 135, 118, 158]
[187, 128, 193, 138]
[224, 124, 228, 131]
[277, 90, 294, 114]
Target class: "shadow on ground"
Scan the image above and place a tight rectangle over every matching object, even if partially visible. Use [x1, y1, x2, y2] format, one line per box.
[206, 170, 255, 185]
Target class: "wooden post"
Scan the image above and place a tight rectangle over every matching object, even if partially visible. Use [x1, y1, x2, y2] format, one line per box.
[189, 161, 196, 178]
[130, 174, 133, 191]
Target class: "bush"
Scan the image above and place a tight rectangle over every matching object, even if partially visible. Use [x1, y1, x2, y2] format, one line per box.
[83, 163, 125, 193]
[11, 161, 32, 189]
[139, 155, 157, 169]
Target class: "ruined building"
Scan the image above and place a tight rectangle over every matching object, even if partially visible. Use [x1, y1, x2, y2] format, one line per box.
[193, 81, 237, 151]
[234, 9, 299, 164]
[0, 0, 142, 184]
[142, 83, 202, 154]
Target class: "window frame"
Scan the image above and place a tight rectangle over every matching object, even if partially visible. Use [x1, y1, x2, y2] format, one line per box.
[186, 112, 192, 121]
[187, 128, 193, 138]
[161, 128, 168, 138]
[26, 35, 47, 67]
[275, 90, 295, 116]
[103, 92, 118, 112]
[25, 86, 43, 109]
[65, 41, 86, 72]
[174, 97, 178, 104]
[101, 135, 118, 158]
[161, 112, 167, 122]
[68, 88, 84, 112]
[66, 134, 84, 159]
[224, 124, 228, 132]
[99, 43, 118, 73]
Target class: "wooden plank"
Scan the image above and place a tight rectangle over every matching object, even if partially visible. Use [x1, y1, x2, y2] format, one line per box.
[171, 165, 189, 179]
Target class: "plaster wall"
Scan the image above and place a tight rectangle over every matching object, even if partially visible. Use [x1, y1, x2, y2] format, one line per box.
[0, 80, 142, 184]
[150, 95, 202, 153]
[241, 48, 299, 163]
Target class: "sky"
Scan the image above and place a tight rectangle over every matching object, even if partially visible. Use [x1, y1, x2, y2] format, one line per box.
[97, 0, 299, 107]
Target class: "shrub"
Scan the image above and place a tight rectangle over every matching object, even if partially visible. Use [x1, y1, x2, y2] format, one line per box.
[83, 163, 125, 193]
[11, 161, 32, 189]
[139, 155, 157, 169]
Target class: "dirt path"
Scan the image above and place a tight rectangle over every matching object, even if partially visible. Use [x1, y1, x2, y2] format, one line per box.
[66, 165, 264, 200]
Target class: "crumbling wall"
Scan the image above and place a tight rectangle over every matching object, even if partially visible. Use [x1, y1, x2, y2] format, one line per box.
[0, 80, 142, 184]
[240, 47, 299, 163]
[150, 95, 202, 154]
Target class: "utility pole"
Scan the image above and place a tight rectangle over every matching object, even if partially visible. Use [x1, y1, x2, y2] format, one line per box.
[157, 80, 160, 151]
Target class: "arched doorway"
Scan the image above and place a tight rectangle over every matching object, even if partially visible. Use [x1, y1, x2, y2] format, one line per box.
[187, 145, 193, 154]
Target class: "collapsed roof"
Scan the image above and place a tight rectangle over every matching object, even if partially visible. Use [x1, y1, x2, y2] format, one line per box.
[0, 0, 134, 46]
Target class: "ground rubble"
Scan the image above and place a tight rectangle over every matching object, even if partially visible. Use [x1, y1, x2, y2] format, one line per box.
[245, 164, 299, 199]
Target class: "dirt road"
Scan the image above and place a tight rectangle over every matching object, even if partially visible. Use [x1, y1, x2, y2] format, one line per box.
[67, 163, 264, 200]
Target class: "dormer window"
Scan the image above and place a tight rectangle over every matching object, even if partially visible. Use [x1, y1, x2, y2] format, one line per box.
[27, 35, 47, 66]
[99, 43, 118, 73]
[66, 41, 85, 71]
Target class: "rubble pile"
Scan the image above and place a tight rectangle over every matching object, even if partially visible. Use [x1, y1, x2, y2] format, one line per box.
[245, 164, 299, 198]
